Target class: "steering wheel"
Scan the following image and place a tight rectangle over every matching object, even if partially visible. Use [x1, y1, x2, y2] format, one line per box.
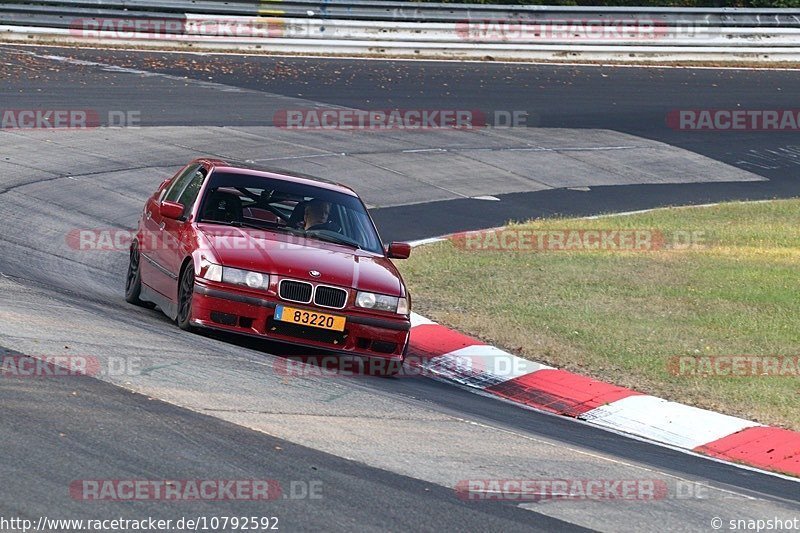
[307, 221, 342, 233]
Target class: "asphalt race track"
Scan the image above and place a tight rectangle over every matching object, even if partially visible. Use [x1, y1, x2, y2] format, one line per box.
[5, 47, 800, 239]
[1, 44, 799, 532]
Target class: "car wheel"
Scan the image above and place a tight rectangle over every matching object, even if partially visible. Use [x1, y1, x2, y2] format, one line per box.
[125, 242, 154, 308]
[176, 264, 196, 331]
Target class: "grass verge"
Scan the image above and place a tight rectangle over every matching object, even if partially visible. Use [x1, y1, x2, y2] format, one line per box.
[397, 199, 800, 430]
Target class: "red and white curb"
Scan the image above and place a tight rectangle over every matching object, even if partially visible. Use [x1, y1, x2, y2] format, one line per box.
[406, 312, 800, 479]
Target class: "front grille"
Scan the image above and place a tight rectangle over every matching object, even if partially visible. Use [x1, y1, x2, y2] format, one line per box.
[279, 280, 312, 303]
[314, 286, 348, 309]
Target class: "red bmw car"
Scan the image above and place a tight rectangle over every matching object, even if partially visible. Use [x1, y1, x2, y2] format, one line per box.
[125, 158, 412, 374]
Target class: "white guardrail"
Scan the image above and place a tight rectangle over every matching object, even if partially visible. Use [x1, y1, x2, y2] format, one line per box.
[2, 1, 800, 61]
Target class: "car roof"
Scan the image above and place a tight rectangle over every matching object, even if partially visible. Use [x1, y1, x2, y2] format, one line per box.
[199, 159, 359, 197]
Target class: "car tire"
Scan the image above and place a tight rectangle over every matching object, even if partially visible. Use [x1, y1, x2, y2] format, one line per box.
[176, 264, 196, 331]
[125, 242, 154, 308]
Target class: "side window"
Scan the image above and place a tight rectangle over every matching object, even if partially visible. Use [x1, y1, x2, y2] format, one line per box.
[164, 164, 200, 203]
[177, 169, 207, 217]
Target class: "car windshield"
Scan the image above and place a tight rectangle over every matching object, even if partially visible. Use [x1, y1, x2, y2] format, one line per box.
[197, 170, 384, 254]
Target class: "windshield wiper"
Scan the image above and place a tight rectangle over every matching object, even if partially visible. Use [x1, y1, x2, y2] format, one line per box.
[229, 220, 269, 230]
[305, 231, 362, 250]
[200, 219, 276, 232]
[202, 219, 310, 238]
[201, 220, 361, 249]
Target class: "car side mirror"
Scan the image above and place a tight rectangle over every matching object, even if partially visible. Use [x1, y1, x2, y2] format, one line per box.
[386, 242, 411, 259]
[160, 200, 185, 220]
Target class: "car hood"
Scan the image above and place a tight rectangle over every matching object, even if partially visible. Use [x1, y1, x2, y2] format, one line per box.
[198, 225, 404, 296]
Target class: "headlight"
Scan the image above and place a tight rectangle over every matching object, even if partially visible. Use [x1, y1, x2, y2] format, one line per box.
[222, 267, 270, 290]
[245, 271, 265, 289]
[356, 291, 377, 308]
[355, 291, 406, 314]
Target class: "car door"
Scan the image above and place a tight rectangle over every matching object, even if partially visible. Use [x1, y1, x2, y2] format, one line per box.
[158, 167, 208, 303]
[141, 164, 200, 298]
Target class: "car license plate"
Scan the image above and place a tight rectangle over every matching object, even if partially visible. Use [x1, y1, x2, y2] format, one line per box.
[274, 305, 346, 332]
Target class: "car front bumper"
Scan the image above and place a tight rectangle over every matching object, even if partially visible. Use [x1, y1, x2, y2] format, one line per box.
[191, 282, 410, 359]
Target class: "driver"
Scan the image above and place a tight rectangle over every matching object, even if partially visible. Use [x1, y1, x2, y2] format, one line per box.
[304, 199, 336, 231]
